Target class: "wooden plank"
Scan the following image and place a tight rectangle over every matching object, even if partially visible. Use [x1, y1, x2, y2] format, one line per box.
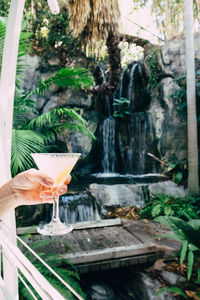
[89, 228, 114, 249]
[89, 227, 122, 248]
[106, 226, 141, 246]
[17, 219, 121, 235]
[76, 252, 161, 273]
[72, 218, 121, 230]
[121, 219, 181, 251]
[62, 243, 157, 265]
[70, 230, 97, 252]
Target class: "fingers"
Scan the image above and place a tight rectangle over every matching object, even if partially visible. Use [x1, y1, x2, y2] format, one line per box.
[52, 184, 68, 195]
[64, 174, 71, 185]
[40, 184, 68, 201]
[21, 169, 54, 187]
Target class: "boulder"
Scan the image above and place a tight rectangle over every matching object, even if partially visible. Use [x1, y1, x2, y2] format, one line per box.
[57, 87, 92, 108]
[149, 77, 187, 161]
[58, 111, 100, 160]
[89, 181, 185, 217]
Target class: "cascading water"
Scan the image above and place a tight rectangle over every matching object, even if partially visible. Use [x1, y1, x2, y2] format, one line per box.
[98, 62, 156, 176]
[127, 63, 138, 110]
[101, 116, 116, 173]
[98, 66, 117, 173]
[117, 112, 155, 174]
[59, 193, 95, 223]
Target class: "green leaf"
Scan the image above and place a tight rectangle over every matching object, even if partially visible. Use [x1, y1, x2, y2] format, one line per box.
[198, 268, 200, 281]
[11, 129, 46, 176]
[164, 205, 173, 216]
[155, 286, 187, 298]
[156, 233, 184, 242]
[188, 219, 200, 230]
[155, 216, 200, 249]
[151, 204, 162, 217]
[180, 240, 188, 264]
[187, 250, 194, 280]
[173, 171, 183, 184]
[26, 67, 94, 98]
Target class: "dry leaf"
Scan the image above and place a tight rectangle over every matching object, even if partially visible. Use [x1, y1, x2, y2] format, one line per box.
[153, 259, 166, 271]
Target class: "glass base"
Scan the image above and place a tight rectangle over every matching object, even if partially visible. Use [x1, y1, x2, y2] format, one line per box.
[37, 220, 73, 236]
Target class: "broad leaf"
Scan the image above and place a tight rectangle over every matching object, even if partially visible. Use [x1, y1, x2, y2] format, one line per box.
[187, 250, 194, 280]
[152, 204, 162, 217]
[173, 171, 183, 184]
[180, 240, 188, 264]
[155, 216, 200, 249]
[155, 286, 187, 298]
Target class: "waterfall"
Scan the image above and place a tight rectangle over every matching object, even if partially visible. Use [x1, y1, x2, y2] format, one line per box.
[117, 112, 155, 175]
[98, 66, 117, 173]
[101, 116, 116, 173]
[59, 193, 95, 223]
[98, 61, 155, 176]
[119, 67, 126, 99]
[127, 63, 138, 110]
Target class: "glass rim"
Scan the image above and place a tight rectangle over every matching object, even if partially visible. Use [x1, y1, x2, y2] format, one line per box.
[31, 153, 81, 157]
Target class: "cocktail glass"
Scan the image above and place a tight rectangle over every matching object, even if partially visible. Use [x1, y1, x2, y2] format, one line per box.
[31, 153, 81, 236]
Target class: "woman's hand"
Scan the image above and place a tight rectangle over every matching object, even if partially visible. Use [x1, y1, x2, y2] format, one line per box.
[0, 169, 71, 217]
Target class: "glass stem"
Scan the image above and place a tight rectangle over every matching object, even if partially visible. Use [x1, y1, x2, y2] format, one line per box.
[52, 192, 60, 222]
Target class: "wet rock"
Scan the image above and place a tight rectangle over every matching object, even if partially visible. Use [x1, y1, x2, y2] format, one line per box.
[132, 272, 175, 300]
[89, 181, 185, 217]
[149, 77, 187, 161]
[160, 270, 185, 285]
[89, 184, 146, 217]
[57, 87, 92, 108]
[87, 283, 116, 300]
[149, 180, 185, 198]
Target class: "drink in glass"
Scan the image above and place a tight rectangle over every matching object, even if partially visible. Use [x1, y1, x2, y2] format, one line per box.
[31, 153, 81, 236]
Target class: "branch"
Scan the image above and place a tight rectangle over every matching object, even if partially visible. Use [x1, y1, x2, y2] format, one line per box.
[119, 33, 158, 49]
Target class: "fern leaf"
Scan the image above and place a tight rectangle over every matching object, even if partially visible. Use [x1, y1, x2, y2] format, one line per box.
[11, 129, 46, 176]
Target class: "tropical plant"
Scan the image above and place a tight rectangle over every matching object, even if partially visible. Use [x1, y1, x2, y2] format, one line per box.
[162, 158, 188, 185]
[0, 14, 95, 178]
[170, 71, 200, 124]
[19, 239, 85, 300]
[140, 194, 200, 220]
[113, 97, 130, 118]
[0, 17, 31, 76]
[11, 66, 95, 176]
[155, 216, 200, 280]
[147, 49, 159, 91]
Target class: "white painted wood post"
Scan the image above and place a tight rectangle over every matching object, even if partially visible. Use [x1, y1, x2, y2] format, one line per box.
[0, 0, 25, 298]
[184, 0, 199, 194]
[0, 0, 59, 298]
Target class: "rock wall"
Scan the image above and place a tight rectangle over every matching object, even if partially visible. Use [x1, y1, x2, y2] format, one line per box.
[146, 32, 200, 163]
[20, 32, 200, 174]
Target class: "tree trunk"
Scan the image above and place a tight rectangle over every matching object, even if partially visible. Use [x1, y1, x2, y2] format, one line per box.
[184, 0, 199, 194]
[90, 32, 121, 95]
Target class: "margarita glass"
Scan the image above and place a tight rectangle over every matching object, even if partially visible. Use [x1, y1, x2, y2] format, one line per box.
[31, 153, 81, 236]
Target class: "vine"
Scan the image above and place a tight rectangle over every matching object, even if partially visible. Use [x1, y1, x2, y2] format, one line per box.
[147, 49, 160, 91]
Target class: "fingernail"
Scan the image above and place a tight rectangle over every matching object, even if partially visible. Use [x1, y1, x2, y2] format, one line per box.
[59, 188, 66, 193]
[46, 177, 54, 185]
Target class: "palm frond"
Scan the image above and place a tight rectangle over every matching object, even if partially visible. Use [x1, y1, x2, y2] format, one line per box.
[0, 17, 30, 76]
[26, 67, 94, 98]
[0, 17, 6, 74]
[27, 107, 96, 140]
[11, 129, 47, 176]
[62, 121, 96, 140]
